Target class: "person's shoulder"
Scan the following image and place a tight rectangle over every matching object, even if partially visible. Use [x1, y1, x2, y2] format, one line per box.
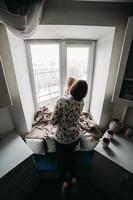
[57, 97, 66, 105]
[57, 96, 76, 105]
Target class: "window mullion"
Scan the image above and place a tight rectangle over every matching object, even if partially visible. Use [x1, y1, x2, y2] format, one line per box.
[59, 41, 67, 97]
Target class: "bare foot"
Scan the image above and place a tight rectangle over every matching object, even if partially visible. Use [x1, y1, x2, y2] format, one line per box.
[72, 177, 77, 185]
[62, 181, 68, 188]
[71, 177, 78, 195]
[61, 181, 68, 199]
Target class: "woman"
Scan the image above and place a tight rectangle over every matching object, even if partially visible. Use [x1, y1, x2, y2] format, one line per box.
[51, 80, 88, 197]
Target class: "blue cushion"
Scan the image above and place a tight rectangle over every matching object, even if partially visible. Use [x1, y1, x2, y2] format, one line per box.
[34, 151, 94, 172]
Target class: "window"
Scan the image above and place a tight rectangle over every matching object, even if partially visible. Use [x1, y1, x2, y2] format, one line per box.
[67, 44, 89, 80]
[29, 43, 60, 109]
[26, 40, 95, 111]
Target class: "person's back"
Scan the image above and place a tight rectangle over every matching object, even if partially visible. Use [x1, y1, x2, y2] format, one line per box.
[54, 96, 84, 144]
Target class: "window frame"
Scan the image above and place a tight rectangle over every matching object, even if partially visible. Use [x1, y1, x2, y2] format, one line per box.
[25, 39, 96, 111]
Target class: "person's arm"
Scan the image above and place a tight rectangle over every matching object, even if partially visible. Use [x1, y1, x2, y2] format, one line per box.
[51, 99, 63, 125]
[79, 122, 88, 130]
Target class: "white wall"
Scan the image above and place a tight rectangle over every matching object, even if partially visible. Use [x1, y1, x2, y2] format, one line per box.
[90, 30, 115, 125]
[0, 24, 35, 136]
[7, 30, 35, 134]
[0, 108, 14, 134]
[5, 24, 113, 133]
[0, 24, 27, 135]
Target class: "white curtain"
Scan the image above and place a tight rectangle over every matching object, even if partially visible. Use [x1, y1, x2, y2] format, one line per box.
[0, 0, 45, 38]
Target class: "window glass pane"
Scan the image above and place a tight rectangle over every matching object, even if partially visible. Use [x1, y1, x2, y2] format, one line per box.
[67, 46, 90, 80]
[67, 45, 90, 111]
[30, 44, 60, 110]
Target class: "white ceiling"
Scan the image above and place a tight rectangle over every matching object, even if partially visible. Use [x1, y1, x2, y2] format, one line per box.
[73, 0, 133, 2]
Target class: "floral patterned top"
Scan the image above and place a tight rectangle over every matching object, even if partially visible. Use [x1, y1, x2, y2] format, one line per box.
[51, 96, 84, 144]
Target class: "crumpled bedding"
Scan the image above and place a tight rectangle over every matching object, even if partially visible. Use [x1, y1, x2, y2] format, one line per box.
[25, 106, 102, 140]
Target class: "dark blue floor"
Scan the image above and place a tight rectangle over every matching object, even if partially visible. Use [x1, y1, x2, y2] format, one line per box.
[27, 178, 109, 200]
[27, 152, 109, 200]
[34, 151, 94, 171]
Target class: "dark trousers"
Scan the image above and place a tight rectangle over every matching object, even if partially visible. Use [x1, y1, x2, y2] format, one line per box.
[56, 140, 79, 182]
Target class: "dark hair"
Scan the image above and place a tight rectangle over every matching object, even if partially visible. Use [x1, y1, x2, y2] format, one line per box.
[70, 80, 88, 101]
